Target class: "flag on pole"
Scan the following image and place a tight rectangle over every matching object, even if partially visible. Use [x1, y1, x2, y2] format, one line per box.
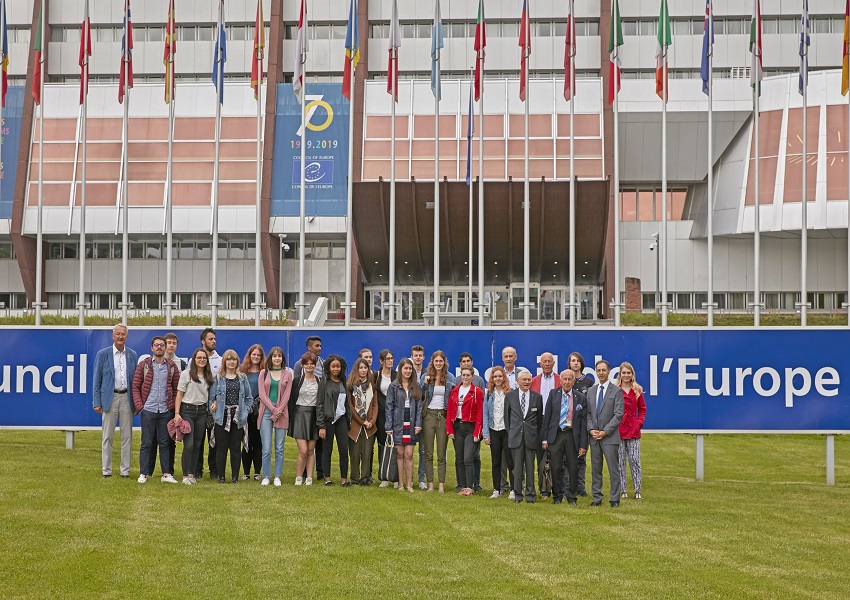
[700, 0, 713, 96]
[250, 0, 265, 100]
[164, 0, 176, 104]
[79, 0, 92, 105]
[519, 0, 530, 102]
[118, 0, 133, 104]
[655, 0, 671, 102]
[431, 1, 444, 100]
[32, 2, 43, 105]
[212, 0, 226, 103]
[842, 0, 849, 95]
[474, 0, 486, 101]
[465, 80, 474, 186]
[751, 0, 763, 94]
[564, 0, 576, 101]
[293, 0, 307, 97]
[798, 0, 809, 96]
[387, 0, 401, 102]
[608, 0, 623, 105]
[342, 0, 360, 100]
[1, 0, 9, 107]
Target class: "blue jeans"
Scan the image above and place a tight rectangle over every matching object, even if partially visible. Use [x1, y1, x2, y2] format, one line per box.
[260, 411, 286, 479]
[139, 409, 173, 476]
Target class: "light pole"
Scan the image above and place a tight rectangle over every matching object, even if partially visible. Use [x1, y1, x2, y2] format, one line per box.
[650, 232, 660, 315]
[279, 234, 289, 321]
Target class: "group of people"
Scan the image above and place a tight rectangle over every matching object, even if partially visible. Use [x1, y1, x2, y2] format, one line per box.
[93, 325, 647, 506]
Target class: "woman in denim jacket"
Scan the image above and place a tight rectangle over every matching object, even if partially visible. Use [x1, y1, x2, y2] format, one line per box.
[208, 349, 253, 483]
[420, 350, 456, 493]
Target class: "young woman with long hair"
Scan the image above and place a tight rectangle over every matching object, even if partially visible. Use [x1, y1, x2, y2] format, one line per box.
[482, 366, 514, 498]
[347, 358, 378, 485]
[289, 351, 321, 485]
[208, 349, 252, 483]
[385, 358, 422, 492]
[257, 346, 291, 487]
[317, 354, 351, 487]
[446, 366, 485, 496]
[373, 349, 397, 488]
[240, 344, 265, 481]
[617, 361, 647, 500]
[173, 348, 213, 484]
[420, 350, 455, 493]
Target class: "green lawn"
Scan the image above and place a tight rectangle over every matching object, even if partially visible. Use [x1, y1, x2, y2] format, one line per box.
[0, 431, 847, 599]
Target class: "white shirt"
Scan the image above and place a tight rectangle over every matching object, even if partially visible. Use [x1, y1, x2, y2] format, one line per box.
[520, 390, 529, 417]
[457, 384, 471, 417]
[380, 374, 391, 396]
[429, 385, 447, 410]
[505, 369, 518, 390]
[492, 390, 506, 431]
[113, 345, 127, 389]
[207, 351, 222, 375]
[595, 382, 608, 415]
[540, 373, 556, 404]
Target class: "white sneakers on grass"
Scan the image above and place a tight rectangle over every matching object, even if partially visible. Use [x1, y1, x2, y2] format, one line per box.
[161, 474, 178, 484]
[379, 481, 390, 488]
[137, 475, 147, 484]
[261, 478, 270, 486]
[295, 476, 303, 486]
[305, 477, 313, 486]
[273, 478, 282, 487]
[490, 491, 501, 499]
[508, 491, 516, 500]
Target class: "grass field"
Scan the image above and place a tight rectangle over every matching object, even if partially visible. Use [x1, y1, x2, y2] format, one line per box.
[1, 430, 847, 599]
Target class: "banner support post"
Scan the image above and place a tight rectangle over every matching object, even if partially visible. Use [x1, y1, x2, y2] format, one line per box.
[826, 434, 835, 486]
[696, 434, 705, 481]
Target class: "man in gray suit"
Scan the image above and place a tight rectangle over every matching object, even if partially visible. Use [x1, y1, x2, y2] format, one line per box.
[504, 371, 544, 503]
[586, 359, 624, 507]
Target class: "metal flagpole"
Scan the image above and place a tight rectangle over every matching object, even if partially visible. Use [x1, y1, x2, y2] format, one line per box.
[254, 43, 263, 327]
[211, 8, 223, 327]
[569, 0, 577, 326]
[389, 77, 397, 327]
[706, 1, 714, 326]
[344, 6, 356, 327]
[754, 88, 761, 326]
[433, 57, 440, 328]
[477, 83, 484, 326]
[298, 84, 306, 326]
[166, 97, 174, 326]
[522, 6, 531, 327]
[78, 4, 89, 326]
[661, 23, 669, 327]
[35, 0, 45, 326]
[800, 4, 809, 327]
[468, 74, 473, 305]
[121, 87, 129, 323]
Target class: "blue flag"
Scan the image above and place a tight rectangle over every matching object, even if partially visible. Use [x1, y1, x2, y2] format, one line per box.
[430, 1, 444, 99]
[466, 80, 474, 186]
[212, 0, 227, 103]
[700, 0, 713, 95]
[798, 0, 809, 95]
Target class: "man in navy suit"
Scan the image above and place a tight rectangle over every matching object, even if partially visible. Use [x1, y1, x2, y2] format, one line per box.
[504, 371, 544, 503]
[586, 360, 624, 507]
[542, 369, 588, 505]
[92, 324, 138, 478]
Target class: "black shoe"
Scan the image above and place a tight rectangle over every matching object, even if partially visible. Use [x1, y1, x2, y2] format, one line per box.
[365, 477, 374, 485]
[553, 499, 562, 505]
[120, 474, 129, 478]
[610, 501, 620, 508]
[101, 474, 112, 478]
[231, 477, 238, 484]
[340, 481, 352, 488]
[210, 472, 218, 480]
[350, 480, 360, 486]
[360, 479, 371, 486]
[568, 499, 577, 505]
[514, 498, 523, 504]
[324, 480, 334, 486]
[218, 477, 226, 484]
[474, 485, 483, 493]
[578, 490, 588, 497]
[590, 501, 602, 506]
[253, 474, 261, 481]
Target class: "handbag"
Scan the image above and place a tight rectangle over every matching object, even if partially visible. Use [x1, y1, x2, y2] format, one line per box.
[379, 436, 399, 483]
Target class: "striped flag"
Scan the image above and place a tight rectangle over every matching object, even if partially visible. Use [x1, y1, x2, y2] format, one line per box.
[1, 0, 8, 107]
[342, 0, 360, 100]
[564, 0, 576, 101]
[798, 0, 809, 96]
[212, 0, 226, 104]
[751, 0, 763, 94]
[387, 0, 400, 102]
[430, 0, 444, 100]
[79, 0, 92, 105]
[474, 0, 486, 101]
[32, 2, 43, 105]
[164, 0, 176, 104]
[250, 0, 265, 100]
[655, 0, 671, 102]
[118, 0, 134, 104]
[519, 0, 530, 102]
[466, 80, 474, 186]
[843, 0, 849, 95]
[700, 0, 713, 96]
[293, 0, 307, 97]
[608, 0, 623, 104]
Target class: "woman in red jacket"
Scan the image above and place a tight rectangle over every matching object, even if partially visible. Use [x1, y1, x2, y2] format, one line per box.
[446, 366, 484, 496]
[617, 361, 647, 500]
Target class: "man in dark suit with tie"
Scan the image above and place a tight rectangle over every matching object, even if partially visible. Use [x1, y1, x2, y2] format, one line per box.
[504, 371, 543, 503]
[586, 360, 624, 507]
[542, 369, 588, 505]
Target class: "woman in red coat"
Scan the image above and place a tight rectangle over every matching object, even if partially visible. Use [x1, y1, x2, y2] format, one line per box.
[446, 367, 484, 496]
[617, 361, 647, 499]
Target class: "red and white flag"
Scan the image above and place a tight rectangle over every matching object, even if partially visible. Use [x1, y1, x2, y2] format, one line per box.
[564, 0, 576, 101]
[387, 0, 401, 102]
[519, 0, 530, 102]
[293, 0, 307, 96]
[79, 0, 92, 105]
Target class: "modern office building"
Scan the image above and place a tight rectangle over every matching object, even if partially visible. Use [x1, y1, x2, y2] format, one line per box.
[1, 0, 848, 322]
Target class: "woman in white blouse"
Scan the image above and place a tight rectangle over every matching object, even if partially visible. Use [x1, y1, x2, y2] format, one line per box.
[373, 349, 396, 488]
[288, 351, 320, 485]
[173, 348, 213, 485]
[483, 366, 514, 498]
[420, 350, 456, 493]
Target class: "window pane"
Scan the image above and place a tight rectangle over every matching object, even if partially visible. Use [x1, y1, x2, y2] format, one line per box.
[417, 24, 430, 38]
[181, 26, 197, 41]
[246, 243, 256, 259]
[638, 191, 655, 221]
[587, 22, 599, 36]
[502, 22, 518, 38]
[402, 24, 416, 38]
[313, 243, 329, 259]
[677, 293, 692, 309]
[145, 243, 162, 259]
[130, 243, 144, 259]
[554, 22, 567, 37]
[763, 19, 778, 34]
[536, 22, 551, 37]
[129, 293, 143, 309]
[64, 244, 78, 259]
[146, 294, 161, 309]
[179, 293, 193, 309]
[196, 243, 211, 260]
[331, 25, 346, 40]
[779, 19, 795, 34]
[148, 27, 164, 42]
[229, 243, 245, 259]
[450, 23, 465, 38]
[179, 243, 194, 259]
[621, 191, 637, 221]
[622, 21, 637, 36]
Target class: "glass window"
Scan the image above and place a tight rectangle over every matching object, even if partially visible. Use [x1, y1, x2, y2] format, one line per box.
[837, 292, 847, 309]
[402, 24, 416, 39]
[639, 21, 655, 36]
[145, 243, 162, 259]
[620, 191, 637, 221]
[128, 293, 143, 309]
[313, 243, 330, 259]
[285, 24, 297, 39]
[229, 243, 245, 259]
[673, 20, 691, 36]
[638, 190, 655, 221]
[417, 24, 430, 38]
[178, 293, 193, 310]
[16, 29, 31, 44]
[728, 292, 745, 310]
[129, 243, 144, 259]
[586, 22, 599, 36]
[371, 24, 386, 39]
[0, 243, 12, 259]
[812, 19, 830, 34]
[501, 22, 518, 38]
[642, 293, 656, 310]
[536, 22, 551, 37]
[246, 243, 256, 260]
[622, 21, 637, 36]
[197, 26, 214, 42]
[148, 27, 164, 42]
[196, 243, 211, 260]
[63, 243, 78, 259]
[197, 293, 211, 311]
[302, 243, 313, 259]
[97, 28, 115, 42]
[228, 294, 244, 309]
[711, 20, 724, 35]
[677, 293, 692, 310]
[554, 22, 567, 37]
[180, 26, 197, 41]
[146, 294, 160, 310]
[330, 243, 345, 259]
[49, 243, 62, 259]
[778, 18, 795, 34]
[450, 23, 466, 39]
[331, 25, 346, 40]
[282, 241, 295, 259]
[67, 28, 82, 43]
[95, 294, 110, 310]
[61, 294, 76, 310]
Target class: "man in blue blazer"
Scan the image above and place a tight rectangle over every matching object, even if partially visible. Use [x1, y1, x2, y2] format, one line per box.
[92, 324, 138, 478]
[586, 360, 624, 507]
[542, 369, 588, 505]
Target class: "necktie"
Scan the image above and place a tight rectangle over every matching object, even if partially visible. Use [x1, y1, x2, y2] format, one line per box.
[597, 385, 604, 420]
[559, 392, 570, 430]
[521, 392, 527, 416]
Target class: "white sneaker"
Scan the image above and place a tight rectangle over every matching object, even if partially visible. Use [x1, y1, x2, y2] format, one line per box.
[419, 481, 427, 490]
[379, 481, 390, 488]
[273, 477, 282, 487]
[393, 482, 399, 489]
[295, 476, 303, 486]
[161, 474, 178, 484]
[261, 478, 270, 486]
[508, 491, 516, 500]
[305, 477, 313, 486]
[182, 478, 192, 485]
[137, 475, 148, 484]
[188, 477, 197, 484]
[489, 491, 501, 499]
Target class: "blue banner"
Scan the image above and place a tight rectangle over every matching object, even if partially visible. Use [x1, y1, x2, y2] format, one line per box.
[0, 327, 847, 431]
[1, 87, 24, 219]
[270, 83, 349, 217]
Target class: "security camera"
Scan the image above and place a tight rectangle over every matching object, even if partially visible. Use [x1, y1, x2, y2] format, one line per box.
[282, 243, 291, 253]
[649, 243, 657, 251]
